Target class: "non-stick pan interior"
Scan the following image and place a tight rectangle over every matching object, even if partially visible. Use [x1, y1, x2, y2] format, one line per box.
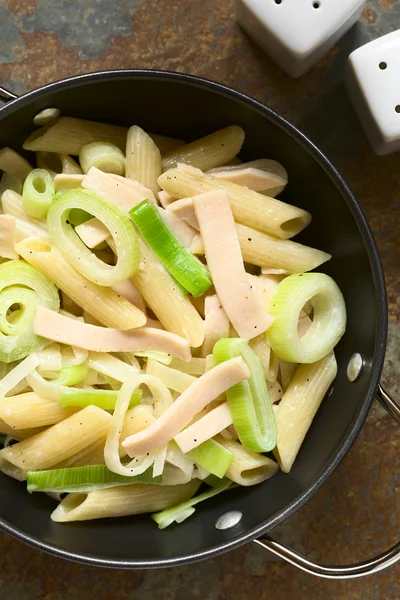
[0, 72, 387, 567]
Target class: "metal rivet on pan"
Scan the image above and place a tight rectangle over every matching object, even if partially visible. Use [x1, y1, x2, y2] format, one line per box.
[215, 511, 243, 530]
[33, 108, 60, 126]
[347, 353, 363, 382]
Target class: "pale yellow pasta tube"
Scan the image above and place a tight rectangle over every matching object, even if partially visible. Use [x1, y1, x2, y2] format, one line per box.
[191, 222, 331, 273]
[51, 480, 200, 522]
[0, 419, 44, 439]
[215, 435, 279, 486]
[55, 437, 107, 468]
[57, 405, 156, 468]
[274, 353, 337, 473]
[132, 237, 205, 348]
[24, 117, 128, 154]
[0, 147, 32, 181]
[23, 117, 183, 155]
[162, 126, 245, 172]
[36, 152, 83, 175]
[126, 126, 161, 194]
[146, 358, 196, 393]
[0, 392, 78, 429]
[159, 165, 311, 238]
[16, 237, 146, 330]
[0, 405, 112, 472]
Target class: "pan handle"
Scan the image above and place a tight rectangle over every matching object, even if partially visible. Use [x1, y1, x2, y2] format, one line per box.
[0, 86, 18, 104]
[254, 383, 400, 579]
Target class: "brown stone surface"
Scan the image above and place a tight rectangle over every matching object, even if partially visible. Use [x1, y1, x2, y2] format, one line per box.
[0, 0, 400, 597]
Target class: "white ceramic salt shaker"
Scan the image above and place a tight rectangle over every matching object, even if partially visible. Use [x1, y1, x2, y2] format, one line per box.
[346, 29, 400, 155]
[235, 0, 366, 78]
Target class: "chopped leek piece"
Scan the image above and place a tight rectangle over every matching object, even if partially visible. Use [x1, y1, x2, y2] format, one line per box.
[60, 387, 142, 410]
[68, 208, 92, 227]
[27, 464, 161, 493]
[187, 439, 233, 478]
[0, 434, 6, 446]
[130, 199, 212, 297]
[52, 364, 89, 386]
[213, 338, 277, 453]
[47, 189, 139, 286]
[22, 168, 55, 219]
[267, 273, 346, 363]
[0, 260, 60, 363]
[152, 479, 232, 529]
[79, 142, 125, 176]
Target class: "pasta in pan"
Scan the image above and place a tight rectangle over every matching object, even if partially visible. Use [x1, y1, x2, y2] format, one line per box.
[0, 119, 346, 527]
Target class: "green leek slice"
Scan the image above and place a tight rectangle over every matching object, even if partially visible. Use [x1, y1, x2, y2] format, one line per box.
[60, 387, 142, 410]
[47, 189, 139, 286]
[22, 168, 55, 219]
[267, 273, 346, 363]
[129, 199, 212, 297]
[0, 260, 60, 363]
[152, 478, 232, 528]
[27, 464, 160, 493]
[213, 338, 276, 453]
[187, 439, 233, 478]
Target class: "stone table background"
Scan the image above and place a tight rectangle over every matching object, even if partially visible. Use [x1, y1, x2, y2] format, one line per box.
[0, 0, 399, 598]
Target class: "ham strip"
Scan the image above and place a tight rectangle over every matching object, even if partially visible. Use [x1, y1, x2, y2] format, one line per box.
[158, 191, 176, 208]
[193, 191, 274, 340]
[174, 402, 233, 453]
[34, 307, 191, 361]
[122, 357, 250, 456]
[208, 167, 286, 194]
[82, 167, 155, 215]
[167, 198, 200, 230]
[75, 217, 110, 249]
[157, 207, 198, 247]
[201, 295, 230, 357]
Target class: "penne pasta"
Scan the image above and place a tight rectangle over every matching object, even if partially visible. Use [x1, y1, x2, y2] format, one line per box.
[274, 352, 337, 473]
[16, 237, 147, 330]
[159, 164, 311, 239]
[23, 117, 183, 156]
[24, 117, 128, 154]
[36, 152, 83, 175]
[215, 435, 279, 486]
[132, 237, 205, 348]
[126, 126, 162, 194]
[51, 480, 200, 522]
[0, 392, 78, 429]
[191, 222, 331, 273]
[146, 359, 196, 393]
[169, 357, 206, 375]
[0, 405, 112, 472]
[0, 419, 45, 439]
[0, 147, 32, 181]
[162, 126, 245, 172]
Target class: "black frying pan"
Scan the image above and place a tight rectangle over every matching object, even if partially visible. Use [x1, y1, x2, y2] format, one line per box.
[0, 70, 398, 579]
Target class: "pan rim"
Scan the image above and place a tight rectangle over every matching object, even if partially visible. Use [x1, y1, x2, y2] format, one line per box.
[0, 69, 388, 569]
